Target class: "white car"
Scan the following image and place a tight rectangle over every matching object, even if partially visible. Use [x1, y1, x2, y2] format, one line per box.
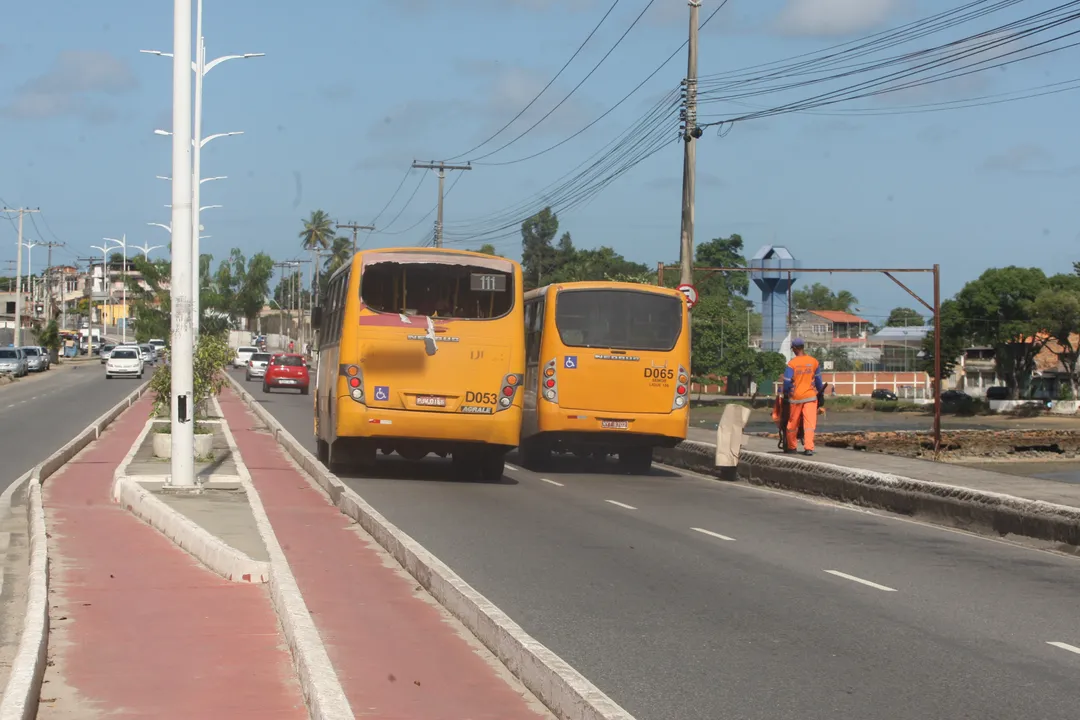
[106, 347, 144, 379]
[245, 352, 272, 380]
[233, 346, 258, 368]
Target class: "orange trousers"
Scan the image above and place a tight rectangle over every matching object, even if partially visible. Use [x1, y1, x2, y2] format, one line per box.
[785, 400, 818, 451]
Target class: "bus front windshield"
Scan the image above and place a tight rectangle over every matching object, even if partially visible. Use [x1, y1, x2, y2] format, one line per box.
[360, 254, 514, 320]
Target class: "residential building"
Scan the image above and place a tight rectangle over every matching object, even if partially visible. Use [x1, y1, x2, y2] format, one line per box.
[791, 309, 871, 349]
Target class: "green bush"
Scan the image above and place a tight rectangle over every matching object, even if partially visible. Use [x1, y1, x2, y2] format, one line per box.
[150, 333, 233, 418]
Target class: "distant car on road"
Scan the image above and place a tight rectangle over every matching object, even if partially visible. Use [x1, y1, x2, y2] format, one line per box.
[106, 347, 144, 379]
[99, 344, 116, 364]
[0, 348, 29, 377]
[148, 338, 166, 355]
[139, 344, 156, 365]
[263, 353, 309, 395]
[245, 352, 272, 381]
[871, 389, 898, 401]
[233, 346, 258, 369]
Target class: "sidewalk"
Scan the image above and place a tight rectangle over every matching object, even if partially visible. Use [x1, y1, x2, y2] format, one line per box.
[218, 388, 550, 720]
[687, 427, 1080, 508]
[39, 394, 306, 719]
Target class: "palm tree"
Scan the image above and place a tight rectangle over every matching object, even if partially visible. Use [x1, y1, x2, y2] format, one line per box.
[323, 236, 353, 276]
[300, 209, 336, 304]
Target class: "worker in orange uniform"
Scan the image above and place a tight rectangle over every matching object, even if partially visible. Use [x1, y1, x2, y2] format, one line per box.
[781, 338, 824, 456]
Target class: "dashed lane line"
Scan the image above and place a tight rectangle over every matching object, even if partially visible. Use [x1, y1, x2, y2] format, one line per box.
[691, 527, 736, 542]
[825, 570, 897, 592]
[1047, 641, 1080, 656]
[540, 478, 564, 487]
[605, 500, 637, 511]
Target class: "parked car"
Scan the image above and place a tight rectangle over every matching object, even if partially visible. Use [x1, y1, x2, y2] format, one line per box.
[20, 346, 47, 373]
[35, 346, 51, 370]
[105, 347, 144, 379]
[0, 348, 29, 377]
[233, 345, 258, 369]
[985, 386, 1010, 400]
[263, 353, 310, 394]
[148, 338, 167, 355]
[245, 352, 272, 381]
[99, 344, 117, 364]
[871, 389, 898, 401]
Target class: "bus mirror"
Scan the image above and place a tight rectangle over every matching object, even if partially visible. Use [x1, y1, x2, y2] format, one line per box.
[311, 306, 323, 328]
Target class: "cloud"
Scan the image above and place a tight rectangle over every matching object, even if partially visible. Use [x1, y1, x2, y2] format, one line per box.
[979, 144, 1080, 178]
[1, 50, 137, 122]
[775, 0, 901, 37]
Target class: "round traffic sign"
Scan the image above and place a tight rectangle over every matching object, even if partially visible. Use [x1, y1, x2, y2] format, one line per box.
[676, 283, 699, 310]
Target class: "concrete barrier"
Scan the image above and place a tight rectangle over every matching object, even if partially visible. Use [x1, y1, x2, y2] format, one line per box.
[110, 475, 269, 584]
[654, 440, 1080, 548]
[0, 382, 149, 720]
[224, 374, 636, 720]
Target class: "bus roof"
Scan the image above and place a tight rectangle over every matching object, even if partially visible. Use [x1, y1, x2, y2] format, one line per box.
[524, 280, 684, 302]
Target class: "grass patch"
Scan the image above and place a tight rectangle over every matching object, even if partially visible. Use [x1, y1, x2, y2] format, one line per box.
[153, 421, 213, 435]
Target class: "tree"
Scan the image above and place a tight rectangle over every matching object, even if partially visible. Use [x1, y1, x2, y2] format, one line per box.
[947, 266, 1047, 398]
[1032, 275, 1080, 399]
[470, 243, 499, 256]
[520, 207, 560, 288]
[920, 298, 967, 381]
[694, 234, 750, 296]
[886, 307, 924, 327]
[299, 209, 335, 255]
[792, 282, 858, 312]
[323, 236, 353, 277]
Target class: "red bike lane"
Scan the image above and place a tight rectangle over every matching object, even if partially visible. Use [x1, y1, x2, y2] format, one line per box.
[40, 394, 306, 719]
[218, 388, 549, 719]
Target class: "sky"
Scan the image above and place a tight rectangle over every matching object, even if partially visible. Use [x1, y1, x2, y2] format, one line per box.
[1, 0, 1078, 325]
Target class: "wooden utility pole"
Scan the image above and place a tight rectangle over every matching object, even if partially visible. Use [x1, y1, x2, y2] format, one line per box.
[411, 161, 471, 247]
[336, 222, 375, 254]
[40, 240, 66, 320]
[678, 2, 702, 287]
[2, 207, 40, 345]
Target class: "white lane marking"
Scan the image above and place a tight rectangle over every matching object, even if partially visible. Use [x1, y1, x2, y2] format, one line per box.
[605, 500, 637, 510]
[505, 463, 521, 472]
[540, 478, 564, 487]
[825, 570, 897, 592]
[691, 527, 736, 542]
[1047, 641, 1080, 656]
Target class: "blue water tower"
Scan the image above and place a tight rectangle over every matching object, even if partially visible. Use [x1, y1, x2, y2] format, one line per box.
[751, 245, 798, 353]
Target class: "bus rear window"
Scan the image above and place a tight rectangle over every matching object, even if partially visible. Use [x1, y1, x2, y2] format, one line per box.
[361, 258, 514, 319]
[555, 289, 682, 351]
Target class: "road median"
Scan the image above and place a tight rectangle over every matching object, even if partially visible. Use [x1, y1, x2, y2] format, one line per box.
[655, 439, 1080, 549]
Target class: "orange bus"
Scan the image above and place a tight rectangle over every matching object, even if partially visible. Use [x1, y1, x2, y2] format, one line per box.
[520, 281, 691, 474]
[313, 248, 525, 481]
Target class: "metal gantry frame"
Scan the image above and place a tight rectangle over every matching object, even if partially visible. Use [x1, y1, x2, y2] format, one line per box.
[658, 262, 943, 456]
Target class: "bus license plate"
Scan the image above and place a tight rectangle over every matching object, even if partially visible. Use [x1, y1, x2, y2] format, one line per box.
[601, 420, 629, 430]
[415, 395, 446, 407]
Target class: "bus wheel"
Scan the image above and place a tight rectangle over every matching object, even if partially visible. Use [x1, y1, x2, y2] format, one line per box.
[479, 450, 506, 483]
[618, 446, 654, 475]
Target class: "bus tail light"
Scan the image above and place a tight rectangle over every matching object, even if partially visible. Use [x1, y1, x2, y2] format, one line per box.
[496, 373, 523, 411]
[672, 365, 689, 410]
[344, 364, 365, 404]
[542, 359, 559, 404]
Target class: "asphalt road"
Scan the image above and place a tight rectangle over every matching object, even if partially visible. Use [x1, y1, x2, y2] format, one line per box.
[234, 369, 1080, 720]
[0, 362, 143, 494]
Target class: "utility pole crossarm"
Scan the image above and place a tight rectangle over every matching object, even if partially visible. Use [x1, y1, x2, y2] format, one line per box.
[336, 222, 375, 254]
[411, 161, 472, 248]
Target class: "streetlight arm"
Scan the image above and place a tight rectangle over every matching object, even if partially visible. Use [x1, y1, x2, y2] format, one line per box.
[200, 131, 243, 147]
[139, 49, 174, 58]
[204, 52, 265, 74]
[147, 223, 172, 234]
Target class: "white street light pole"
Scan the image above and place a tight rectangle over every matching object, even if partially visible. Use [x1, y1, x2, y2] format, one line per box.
[20, 241, 38, 308]
[133, 243, 165, 259]
[103, 236, 129, 344]
[90, 244, 111, 350]
[168, 0, 195, 487]
[143, 15, 262, 339]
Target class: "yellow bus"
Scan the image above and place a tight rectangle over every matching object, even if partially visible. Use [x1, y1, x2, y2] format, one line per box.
[520, 281, 691, 474]
[313, 248, 525, 481]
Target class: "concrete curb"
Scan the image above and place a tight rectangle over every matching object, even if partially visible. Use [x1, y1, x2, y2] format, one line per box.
[0, 381, 150, 720]
[224, 374, 636, 720]
[217, 413, 354, 720]
[109, 475, 269, 584]
[655, 440, 1080, 547]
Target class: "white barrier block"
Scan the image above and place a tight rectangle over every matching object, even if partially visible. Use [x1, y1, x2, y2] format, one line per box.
[715, 404, 751, 468]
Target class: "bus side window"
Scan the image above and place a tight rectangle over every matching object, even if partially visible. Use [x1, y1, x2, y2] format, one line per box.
[524, 300, 537, 363]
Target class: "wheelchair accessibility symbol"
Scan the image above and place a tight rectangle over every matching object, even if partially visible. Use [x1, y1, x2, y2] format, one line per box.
[373, 386, 390, 401]
[564, 356, 577, 369]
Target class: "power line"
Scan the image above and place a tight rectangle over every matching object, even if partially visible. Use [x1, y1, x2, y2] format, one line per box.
[372, 171, 427, 234]
[443, 0, 623, 162]
[411, 161, 472, 247]
[465, 0, 660, 163]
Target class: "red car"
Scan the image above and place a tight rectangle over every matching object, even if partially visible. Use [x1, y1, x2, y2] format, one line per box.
[262, 353, 310, 395]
